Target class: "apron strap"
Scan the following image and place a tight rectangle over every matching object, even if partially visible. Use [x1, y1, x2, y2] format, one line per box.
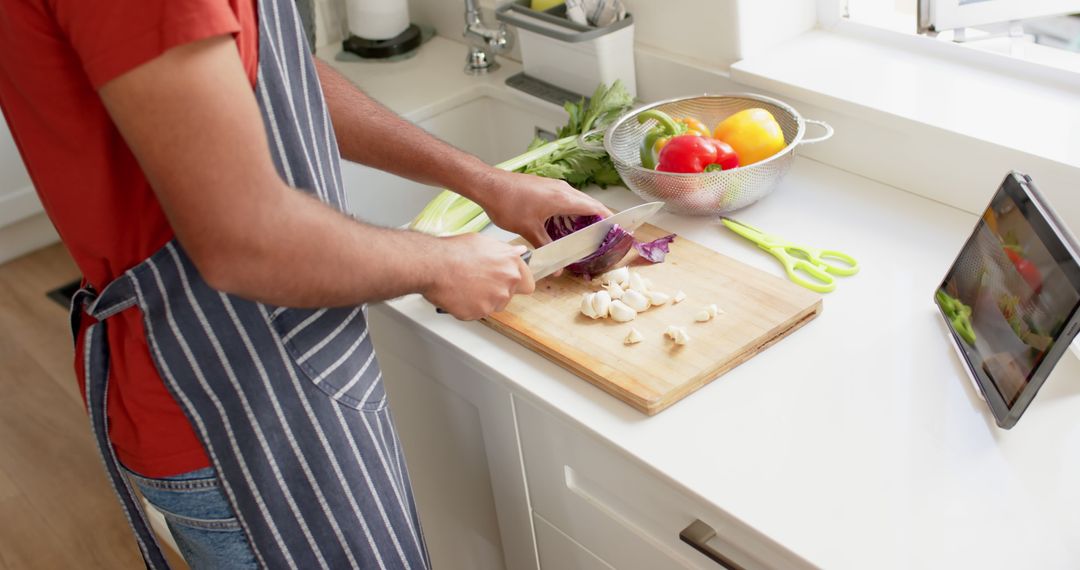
[77, 276, 171, 570]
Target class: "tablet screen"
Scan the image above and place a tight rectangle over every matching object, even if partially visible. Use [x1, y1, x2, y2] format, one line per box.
[937, 181, 1080, 407]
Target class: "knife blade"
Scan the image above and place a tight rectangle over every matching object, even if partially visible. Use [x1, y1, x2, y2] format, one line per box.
[525, 201, 665, 281]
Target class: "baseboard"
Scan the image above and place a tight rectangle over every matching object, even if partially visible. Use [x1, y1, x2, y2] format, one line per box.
[0, 213, 60, 266]
[0, 185, 43, 227]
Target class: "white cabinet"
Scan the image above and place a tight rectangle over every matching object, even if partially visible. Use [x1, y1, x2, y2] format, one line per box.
[370, 301, 811, 570]
[514, 396, 813, 570]
[369, 305, 539, 570]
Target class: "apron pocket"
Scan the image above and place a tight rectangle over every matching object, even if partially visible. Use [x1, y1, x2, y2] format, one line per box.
[269, 305, 386, 411]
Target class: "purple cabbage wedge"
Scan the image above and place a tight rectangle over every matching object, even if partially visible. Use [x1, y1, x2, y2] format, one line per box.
[634, 233, 676, 263]
[544, 215, 677, 279]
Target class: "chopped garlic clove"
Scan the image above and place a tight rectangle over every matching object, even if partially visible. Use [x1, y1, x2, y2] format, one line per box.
[592, 290, 612, 318]
[707, 304, 722, 318]
[647, 291, 670, 306]
[622, 289, 651, 312]
[628, 271, 649, 294]
[664, 325, 690, 345]
[624, 328, 643, 345]
[600, 266, 629, 287]
[609, 300, 637, 322]
[694, 310, 712, 322]
[580, 293, 599, 319]
[673, 290, 687, 304]
[604, 282, 625, 300]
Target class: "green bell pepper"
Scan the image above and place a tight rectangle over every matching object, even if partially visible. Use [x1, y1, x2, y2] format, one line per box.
[637, 109, 686, 169]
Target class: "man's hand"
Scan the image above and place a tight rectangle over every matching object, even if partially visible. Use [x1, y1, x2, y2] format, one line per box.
[423, 234, 535, 320]
[477, 169, 613, 248]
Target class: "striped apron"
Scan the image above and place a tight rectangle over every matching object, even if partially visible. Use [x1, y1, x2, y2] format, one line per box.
[69, 0, 430, 567]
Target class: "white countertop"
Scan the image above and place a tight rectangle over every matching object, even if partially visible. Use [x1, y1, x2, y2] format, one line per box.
[320, 37, 1080, 569]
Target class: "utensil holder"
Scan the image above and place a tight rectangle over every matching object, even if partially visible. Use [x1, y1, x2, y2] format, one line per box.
[496, 1, 637, 98]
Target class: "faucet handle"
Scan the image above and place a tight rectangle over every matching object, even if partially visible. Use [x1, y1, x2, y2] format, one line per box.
[490, 23, 513, 53]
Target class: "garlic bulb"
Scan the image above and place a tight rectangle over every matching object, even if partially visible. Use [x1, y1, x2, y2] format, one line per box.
[609, 300, 637, 322]
[622, 289, 651, 312]
[592, 290, 611, 319]
[673, 290, 687, 304]
[600, 266, 629, 287]
[664, 325, 690, 345]
[624, 328, 643, 345]
[647, 291, 670, 306]
[603, 282, 625, 300]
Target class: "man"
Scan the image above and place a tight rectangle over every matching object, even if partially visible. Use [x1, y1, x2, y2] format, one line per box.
[0, 0, 608, 567]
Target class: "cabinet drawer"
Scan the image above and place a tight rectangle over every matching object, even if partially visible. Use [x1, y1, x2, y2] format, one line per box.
[535, 513, 613, 570]
[515, 397, 814, 570]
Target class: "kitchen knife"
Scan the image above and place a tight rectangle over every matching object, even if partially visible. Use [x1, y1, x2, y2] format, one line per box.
[435, 201, 665, 314]
[524, 201, 665, 281]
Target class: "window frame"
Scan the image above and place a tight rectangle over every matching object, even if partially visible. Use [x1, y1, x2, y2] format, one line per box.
[819, 0, 1080, 88]
[918, 0, 1080, 34]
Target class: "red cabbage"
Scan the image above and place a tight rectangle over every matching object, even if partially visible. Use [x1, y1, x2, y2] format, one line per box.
[544, 214, 603, 239]
[634, 233, 676, 263]
[544, 214, 677, 279]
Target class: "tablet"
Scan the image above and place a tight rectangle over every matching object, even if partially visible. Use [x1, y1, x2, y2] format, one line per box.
[935, 172, 1080, 429]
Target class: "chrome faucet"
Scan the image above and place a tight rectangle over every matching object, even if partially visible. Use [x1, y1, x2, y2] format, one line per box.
[463, 0, 512, 74]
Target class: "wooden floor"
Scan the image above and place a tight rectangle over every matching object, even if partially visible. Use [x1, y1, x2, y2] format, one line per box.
[0, 244, 183, 569]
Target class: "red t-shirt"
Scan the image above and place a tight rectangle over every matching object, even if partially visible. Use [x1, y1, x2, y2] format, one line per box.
[0, 0, 259, 477]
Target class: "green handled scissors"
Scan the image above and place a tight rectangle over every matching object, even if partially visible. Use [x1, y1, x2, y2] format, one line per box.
[721, 217, 859, 293]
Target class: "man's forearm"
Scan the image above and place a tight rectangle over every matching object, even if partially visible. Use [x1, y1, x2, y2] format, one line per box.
[316, 59, 495, 203]
[201, 184, 445, 307]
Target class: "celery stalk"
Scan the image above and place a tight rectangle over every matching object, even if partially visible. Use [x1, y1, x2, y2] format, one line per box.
[409, 136, 576, 236]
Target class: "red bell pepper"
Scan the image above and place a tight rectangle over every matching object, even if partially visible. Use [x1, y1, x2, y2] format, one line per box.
[656, 135, 740, 173]
[706, 140, 739, 171]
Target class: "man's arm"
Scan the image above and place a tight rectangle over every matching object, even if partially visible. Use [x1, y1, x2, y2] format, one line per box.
[315, 60, 611, 247]
[99, 36, 532, 319]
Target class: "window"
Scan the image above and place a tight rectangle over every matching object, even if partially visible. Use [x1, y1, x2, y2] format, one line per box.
[919, 0, 1080, 34]
[842, 0, 1080, 72]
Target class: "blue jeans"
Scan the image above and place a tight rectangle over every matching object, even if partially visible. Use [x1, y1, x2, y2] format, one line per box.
[125, 467, 259, 569]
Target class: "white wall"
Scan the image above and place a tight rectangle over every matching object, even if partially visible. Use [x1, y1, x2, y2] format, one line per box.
[736, 0, 817, 59]
[0, 119, 35, 225]
[0, 118, 57, 264]
[320, 0, 816, 70]
[315, 0, 349, 48]
[400, 0, 744, 66]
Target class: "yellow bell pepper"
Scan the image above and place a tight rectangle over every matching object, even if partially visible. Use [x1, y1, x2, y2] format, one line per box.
[713, 108, 785, 166]
[677, 117, 711, 138]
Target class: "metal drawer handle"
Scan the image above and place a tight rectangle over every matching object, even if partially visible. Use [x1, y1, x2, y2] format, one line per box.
[679, 520, 747, 570]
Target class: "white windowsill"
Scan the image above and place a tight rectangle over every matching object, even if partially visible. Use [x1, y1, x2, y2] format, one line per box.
[731, 22, 1080, 172]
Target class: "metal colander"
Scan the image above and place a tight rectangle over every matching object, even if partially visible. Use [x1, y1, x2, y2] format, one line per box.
[587, 93, 833, 215]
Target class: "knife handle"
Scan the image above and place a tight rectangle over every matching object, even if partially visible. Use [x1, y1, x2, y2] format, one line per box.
[436, 249, 533, 314]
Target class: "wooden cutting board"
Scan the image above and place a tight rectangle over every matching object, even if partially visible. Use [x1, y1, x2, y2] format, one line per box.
[481, 223, 822, 415]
